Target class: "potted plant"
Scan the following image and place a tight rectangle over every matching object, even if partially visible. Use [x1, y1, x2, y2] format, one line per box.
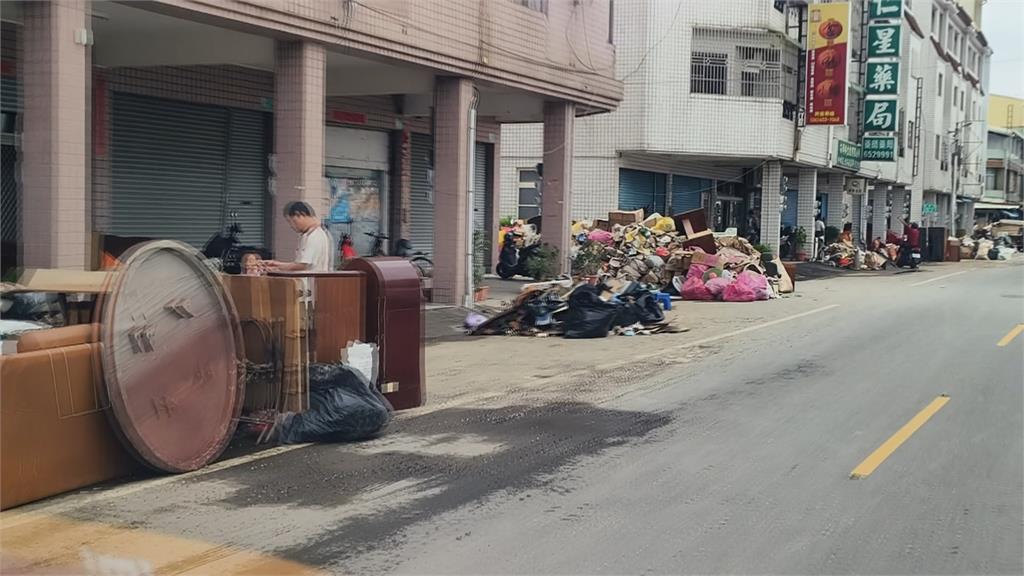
[794, 226, 809, 260]
[525, 243, 560, 281]
[571, 240, 604, 284]
[753, 243, 774, 265]
[472, 230, 489, 302]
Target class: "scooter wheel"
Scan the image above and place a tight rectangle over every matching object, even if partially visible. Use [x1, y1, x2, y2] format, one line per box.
[496, 263, 515, 279]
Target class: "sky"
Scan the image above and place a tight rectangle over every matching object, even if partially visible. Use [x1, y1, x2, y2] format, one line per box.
[982, 0, 1024, 98]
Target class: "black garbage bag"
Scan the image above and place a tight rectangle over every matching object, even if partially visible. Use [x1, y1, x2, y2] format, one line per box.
[563, 284, 621, 339]
[278, 363, 393, 444]
[614, 284, 665, 327]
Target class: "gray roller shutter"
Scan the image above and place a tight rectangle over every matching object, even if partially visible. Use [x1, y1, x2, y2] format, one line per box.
[111, 93, 267, 248]
[473, 142, 493, 271]
[618, 168, 667, 216]
[225, 109, 268, 246]
[409, 132, 434, 255]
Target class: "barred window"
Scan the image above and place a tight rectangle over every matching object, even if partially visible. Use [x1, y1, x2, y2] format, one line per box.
[691, 52, 728, 95]
[691, 28, 798, 102]
[738, 46, 781, 98]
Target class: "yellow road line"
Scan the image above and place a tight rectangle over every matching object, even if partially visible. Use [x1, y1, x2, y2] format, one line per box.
[997, 324, 1024, 347]
[850, 395, 950, 479]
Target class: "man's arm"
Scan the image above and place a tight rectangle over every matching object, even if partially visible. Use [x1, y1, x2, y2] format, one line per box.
[262, 260, 310, 272]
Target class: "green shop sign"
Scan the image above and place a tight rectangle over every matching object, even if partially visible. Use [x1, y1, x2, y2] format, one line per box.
[868, 23, 902, 58]
[836, 139, 862, 171]
[863, 98, 899, 132]
[868, 0, 902, 21]
[866, 61, 901, 95]
[863, 135, 897, 161]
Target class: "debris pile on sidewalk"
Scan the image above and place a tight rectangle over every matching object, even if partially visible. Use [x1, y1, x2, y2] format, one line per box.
[960, 221, 1022, 260]
[472, 209, 791, 339]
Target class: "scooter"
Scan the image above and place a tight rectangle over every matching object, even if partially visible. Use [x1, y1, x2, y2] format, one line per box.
[202, 213, 268, 274]
[896, 240, 921, 269]
[496, 230, 541, 279]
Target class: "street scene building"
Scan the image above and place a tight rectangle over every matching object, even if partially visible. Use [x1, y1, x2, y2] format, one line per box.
[0, 0, 620, 304]
[1, 1, 1022, 575]
[502, 0, 992, 250]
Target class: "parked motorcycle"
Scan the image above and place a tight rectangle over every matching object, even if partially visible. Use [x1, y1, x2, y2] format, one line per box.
[496, 230, 541, 279]
[202, 214, 268, 274]
[358, 232, 433, 278]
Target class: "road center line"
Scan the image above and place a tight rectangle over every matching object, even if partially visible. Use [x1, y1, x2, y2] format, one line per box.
[850, 395, 950, 479]
[997, 324, 1024, 347]
[911, 270, 967, 287]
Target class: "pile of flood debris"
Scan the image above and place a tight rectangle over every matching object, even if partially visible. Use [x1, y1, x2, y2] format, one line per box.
[469, 209, 793, 339]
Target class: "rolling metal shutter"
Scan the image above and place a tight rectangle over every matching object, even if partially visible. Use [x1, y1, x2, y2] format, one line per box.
[618, 168, 667, 216]
[225, 110, 268, 246]
[782, 190, 799, 227]
[110, 93, 267, 248]
[409, 132, 434, 255]
[671, 175, 707, 213]
[473, 142, 492, 270]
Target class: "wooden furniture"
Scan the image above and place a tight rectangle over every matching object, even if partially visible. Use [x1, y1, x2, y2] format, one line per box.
[265, 271, 366, 364]
[1, 329, 139, 510]
[343, 258, 424, 410]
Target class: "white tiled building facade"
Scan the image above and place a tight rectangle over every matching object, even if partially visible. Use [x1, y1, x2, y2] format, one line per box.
[501, 0, 991, 252]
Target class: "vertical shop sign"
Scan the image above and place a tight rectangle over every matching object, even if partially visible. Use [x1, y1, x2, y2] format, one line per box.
[806, 2, 850, 125]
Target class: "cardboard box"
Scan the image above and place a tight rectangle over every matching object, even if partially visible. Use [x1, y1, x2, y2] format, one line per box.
[222, 275, 309, 413]
[607, 209, 644, 227]
[1, 343, 138, 510]
[689, 251, 722, 268]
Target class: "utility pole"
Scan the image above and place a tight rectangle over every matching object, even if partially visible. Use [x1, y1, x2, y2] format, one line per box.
[950, 122, 962, 234]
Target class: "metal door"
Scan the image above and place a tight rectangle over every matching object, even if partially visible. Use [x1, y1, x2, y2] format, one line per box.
[110, 93, 268, 247]
[409, 133, 434, 255]
[619, 168, 667, 216]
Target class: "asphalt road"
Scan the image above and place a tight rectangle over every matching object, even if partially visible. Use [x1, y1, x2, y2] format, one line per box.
[5, 262, 1022, 575]
[345, 263, 1024, 575]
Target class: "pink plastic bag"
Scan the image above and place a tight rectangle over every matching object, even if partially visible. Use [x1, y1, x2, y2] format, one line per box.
[723, 271, 770, 302]
[705, 276, 731, 297]
[686, 263, 709, 281]
[681, 275, 714, 301]
[588, 229, 614, 246]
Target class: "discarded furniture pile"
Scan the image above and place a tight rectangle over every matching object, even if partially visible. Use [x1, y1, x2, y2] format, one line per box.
[470, 209, 792, 339]
[960, 220, 1022, 261]
[0, 242, 423, 510]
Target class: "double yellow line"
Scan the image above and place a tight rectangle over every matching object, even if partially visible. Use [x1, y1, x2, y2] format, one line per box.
[850, 395, 950, 479]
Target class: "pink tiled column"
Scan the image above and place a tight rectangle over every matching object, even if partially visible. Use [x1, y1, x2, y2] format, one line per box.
[542, 101, 575, 274]
[273, 40, 326, 260]
[431, 77, 474, 305]
[22, 0, 91, 269]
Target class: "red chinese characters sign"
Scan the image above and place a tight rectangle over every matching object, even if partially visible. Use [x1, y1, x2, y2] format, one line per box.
[805, 2, 850, 126]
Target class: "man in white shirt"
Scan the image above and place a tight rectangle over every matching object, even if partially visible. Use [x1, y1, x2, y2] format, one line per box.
[264, 201, 331, 273]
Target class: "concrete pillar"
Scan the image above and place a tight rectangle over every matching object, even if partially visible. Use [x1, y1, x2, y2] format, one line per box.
[852, 191, 869, 245]
[431, 77, 474, 304]
[822, 173, 847, 230]
[542, 101, 575, 274]
[760, 161, 783, 254]
[871, 185, 889, 243]
[890, 187, 907, 235]
[273, 40, 326, 259]
[909, 182, 924, 223]
[797, 168, 817, 258]
[22, 0, 91, 269]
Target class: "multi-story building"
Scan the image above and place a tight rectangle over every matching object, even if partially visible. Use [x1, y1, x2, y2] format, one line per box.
[984, 128, 1024, 206]
[0, 0, 621, 304]
[501, 0, 991, 251]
